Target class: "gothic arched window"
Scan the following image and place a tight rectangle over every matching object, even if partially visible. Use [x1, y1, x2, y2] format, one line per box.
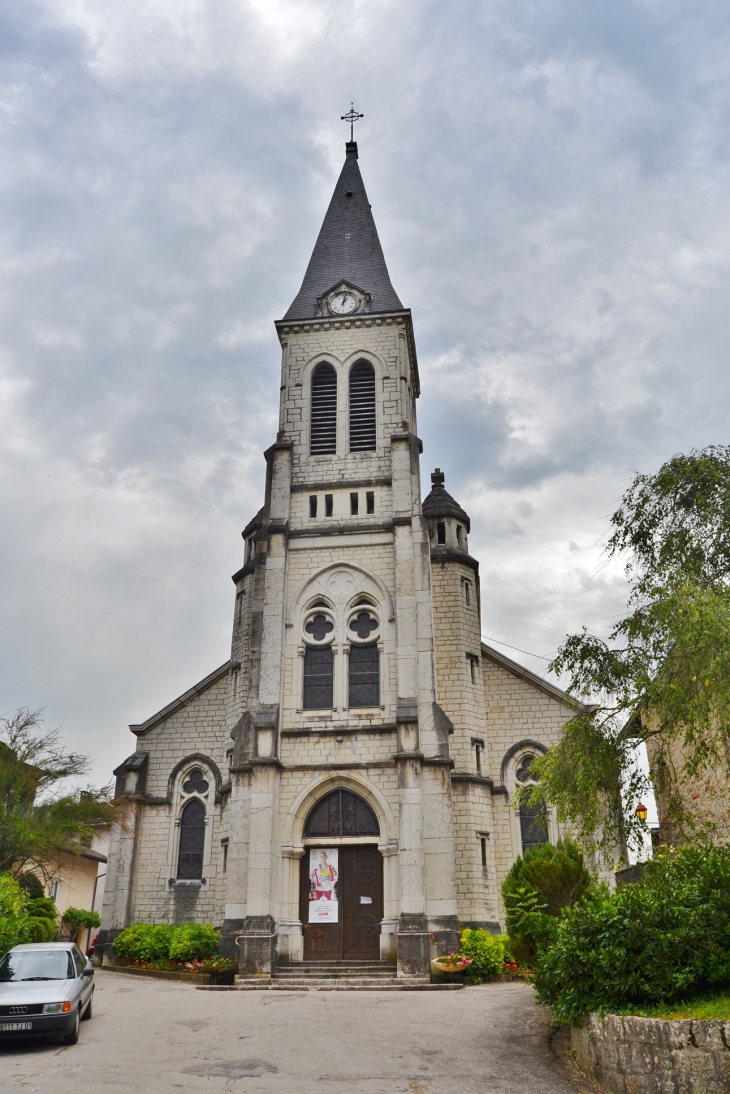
[310, 364, 338, 455]
[177, 798, 206, 879]
[304, 788, 379, 837]
[349, 360, 376, 452]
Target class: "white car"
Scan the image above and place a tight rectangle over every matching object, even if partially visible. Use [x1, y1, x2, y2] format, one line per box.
[0, 942, 94, 1045]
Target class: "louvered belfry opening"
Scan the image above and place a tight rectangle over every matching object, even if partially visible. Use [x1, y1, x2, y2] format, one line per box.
[310, 363, 337, 455]
[177, 798, 206, 879]
[349, 360, 376, 452]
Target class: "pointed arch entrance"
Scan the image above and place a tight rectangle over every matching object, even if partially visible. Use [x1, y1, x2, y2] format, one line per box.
[300, 788, 383, 960]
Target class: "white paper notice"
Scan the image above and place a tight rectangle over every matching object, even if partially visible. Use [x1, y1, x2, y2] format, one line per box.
[308, 848, 339, 924]
[359, 896, 373, 904]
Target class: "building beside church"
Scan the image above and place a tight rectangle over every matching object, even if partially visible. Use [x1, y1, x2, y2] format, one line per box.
[97, 140, 584, 980]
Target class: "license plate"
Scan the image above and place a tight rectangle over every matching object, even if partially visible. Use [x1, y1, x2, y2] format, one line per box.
[0, 1022, 33, 1031]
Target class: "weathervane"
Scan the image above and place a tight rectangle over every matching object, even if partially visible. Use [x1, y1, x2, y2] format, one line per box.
[341, 103, 364, 142]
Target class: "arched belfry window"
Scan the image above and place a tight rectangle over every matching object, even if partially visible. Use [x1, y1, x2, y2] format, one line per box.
[349, 361, 376, 452]
[177, 798, 206, 879]
[304, 788, 380, 838]
[310, 364, 337, 455]
[515, 753, 548, 855]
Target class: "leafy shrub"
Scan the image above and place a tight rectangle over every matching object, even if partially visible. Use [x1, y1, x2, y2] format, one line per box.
[25, 895, 58, 943]
[113, 923, 175, 962]
[62, 907, 101, 930]
[168, 923, 219, 962]
[17, 873, 44, 899]
[535, 845, 730, 1023]
[460, 928, 505, 982]
[502, 840, 593, 965]
[0, 873, 30, 956]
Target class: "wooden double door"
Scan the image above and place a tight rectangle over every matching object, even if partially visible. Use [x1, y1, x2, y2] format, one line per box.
[300, 845, 383, 960]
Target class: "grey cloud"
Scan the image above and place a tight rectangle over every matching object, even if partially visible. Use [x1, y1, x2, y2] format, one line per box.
[0, 0, 729, 778]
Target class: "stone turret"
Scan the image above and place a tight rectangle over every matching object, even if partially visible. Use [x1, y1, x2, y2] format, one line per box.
[423, 469, 500, 929]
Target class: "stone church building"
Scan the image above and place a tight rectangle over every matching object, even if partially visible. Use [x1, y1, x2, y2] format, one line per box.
[98, 140, 582, 981]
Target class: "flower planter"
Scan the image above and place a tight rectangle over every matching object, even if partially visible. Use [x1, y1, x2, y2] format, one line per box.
[102, 962, 236, 985]
[431, 958, 468, 976]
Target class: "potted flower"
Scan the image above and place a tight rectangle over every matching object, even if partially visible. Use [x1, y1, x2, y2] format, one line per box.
[431, 952, 473, 976]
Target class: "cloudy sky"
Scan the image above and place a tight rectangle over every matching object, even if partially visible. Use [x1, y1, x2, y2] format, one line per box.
[1, 0, 729, 785]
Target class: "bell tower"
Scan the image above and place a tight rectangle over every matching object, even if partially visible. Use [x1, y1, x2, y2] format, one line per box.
[221, 140, 461, 977]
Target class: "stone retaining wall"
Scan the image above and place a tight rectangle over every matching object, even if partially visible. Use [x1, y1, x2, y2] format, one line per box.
[572, 1012, 730, 1094]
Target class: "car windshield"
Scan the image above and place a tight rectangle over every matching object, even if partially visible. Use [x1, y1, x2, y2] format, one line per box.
[0, 950, 75, 982]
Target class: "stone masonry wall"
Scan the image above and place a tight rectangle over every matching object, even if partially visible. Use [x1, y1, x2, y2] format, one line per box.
[572, 1012, 730, 1094]
[127, 672, 232, 925]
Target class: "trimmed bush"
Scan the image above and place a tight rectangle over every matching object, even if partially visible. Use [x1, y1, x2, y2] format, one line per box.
[168, 923, 219, 962]
[113, 923, 176, 963]
[112, 922, 220, 964]
[460, 928, 506, 982]
[502, 839, 593, 965]
[535, 845, 730, 1023]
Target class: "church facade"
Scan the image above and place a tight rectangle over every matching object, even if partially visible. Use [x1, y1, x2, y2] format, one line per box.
[98, 141, 581, 979]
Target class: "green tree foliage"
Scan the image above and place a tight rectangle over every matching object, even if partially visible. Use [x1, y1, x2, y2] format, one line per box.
[0, 708, 115, 877]
[502, 840, 593, 965]
[536, 845, 730, 1022]
[17, 873, 44, 899]
[459, 928, 506, 982]
[0, 873, 30, 956]
[524, 447, 730, 855]
[113, 922, 219, 963]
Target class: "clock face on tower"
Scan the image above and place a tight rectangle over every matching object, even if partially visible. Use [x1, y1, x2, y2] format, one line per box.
[329, 291, 358, 315]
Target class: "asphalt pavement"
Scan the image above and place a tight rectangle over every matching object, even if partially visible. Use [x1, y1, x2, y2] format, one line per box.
[1, 970, 595, 1094]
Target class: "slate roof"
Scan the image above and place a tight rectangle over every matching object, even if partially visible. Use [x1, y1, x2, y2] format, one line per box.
[283, 142, 403, 321]
[421, 470, 471, 533]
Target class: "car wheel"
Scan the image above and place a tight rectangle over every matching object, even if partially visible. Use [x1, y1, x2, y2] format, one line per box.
[81, 990, 94, 1020]
[63, 1012, 80, 1045]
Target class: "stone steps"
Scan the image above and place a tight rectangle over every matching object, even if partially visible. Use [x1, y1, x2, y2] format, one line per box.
[197, 961, 463, 992]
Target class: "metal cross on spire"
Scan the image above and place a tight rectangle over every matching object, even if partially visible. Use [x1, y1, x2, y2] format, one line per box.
[341, 103, 364, 142]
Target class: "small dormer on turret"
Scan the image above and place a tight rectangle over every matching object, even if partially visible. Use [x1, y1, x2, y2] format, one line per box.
[422, 468, 471, 553]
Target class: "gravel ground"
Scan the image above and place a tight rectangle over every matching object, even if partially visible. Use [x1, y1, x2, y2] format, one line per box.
[1, 970, 595, 1094]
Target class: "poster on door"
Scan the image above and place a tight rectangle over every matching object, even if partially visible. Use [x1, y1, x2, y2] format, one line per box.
[308, 848, 339, 923]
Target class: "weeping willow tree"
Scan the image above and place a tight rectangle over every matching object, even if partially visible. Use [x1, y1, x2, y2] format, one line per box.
[524, 447, 730, 860]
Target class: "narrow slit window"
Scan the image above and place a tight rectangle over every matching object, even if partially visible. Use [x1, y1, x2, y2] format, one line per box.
[349, 361, 376, 452]
[350, 492, 359, 515]
[310, 364, 337, 455]
[325, 494, 333, 517]
[221, 840, 229, 875]
[474, 741, 484, 774]
[349, 643, 379, 707]
[467, 655, 479, 684]
[456, 525, 463, 547]
[480, 836, 488, 871]
[437, 522, 446, 544]
[303, 646, 334, 710]
[366, 491, 374, 514]
[309, 495, 318, 518]
[177, 799, 206, 880]
[464, 580, 471, 606]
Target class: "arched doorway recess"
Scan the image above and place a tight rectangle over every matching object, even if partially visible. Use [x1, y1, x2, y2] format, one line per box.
[300, 789, 383, 961]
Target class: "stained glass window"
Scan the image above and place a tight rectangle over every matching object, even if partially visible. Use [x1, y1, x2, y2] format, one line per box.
[349, 643, 379, 707]
[303, 646, 334, 710]
[304, 788, 379, 837]
[177, 798, 206, 879]
[182, 768, 209, 795]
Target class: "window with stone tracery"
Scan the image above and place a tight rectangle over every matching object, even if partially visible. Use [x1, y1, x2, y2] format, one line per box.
[347, 603, 380, 707]
[514, 752, 549, 855]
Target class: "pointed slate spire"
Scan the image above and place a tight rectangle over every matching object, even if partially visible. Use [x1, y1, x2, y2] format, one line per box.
[283, 143, 403, 321]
